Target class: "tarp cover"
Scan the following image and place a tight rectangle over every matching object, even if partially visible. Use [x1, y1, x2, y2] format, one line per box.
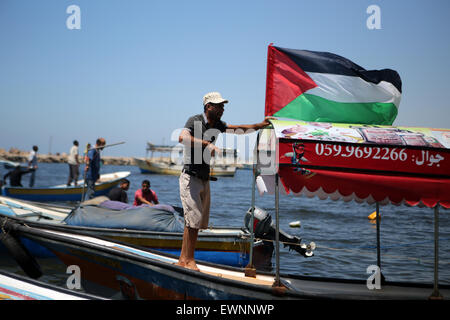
[63, 201, 184, 232]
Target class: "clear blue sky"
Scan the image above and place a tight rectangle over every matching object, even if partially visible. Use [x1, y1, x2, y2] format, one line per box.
[1, 0, 449, 158]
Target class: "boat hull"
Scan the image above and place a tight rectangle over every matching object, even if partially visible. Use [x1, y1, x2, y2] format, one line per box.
[9, 224, 277, 300]
[1, 171, 130, 202]
[12, 225, 252, 267]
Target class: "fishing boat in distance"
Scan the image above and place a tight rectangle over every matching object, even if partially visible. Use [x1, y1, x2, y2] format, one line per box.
[1, 171, 130, 202]
[133, 142, 238, 177]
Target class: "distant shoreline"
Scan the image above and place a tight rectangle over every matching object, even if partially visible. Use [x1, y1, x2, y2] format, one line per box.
[0, 148, 135, 166]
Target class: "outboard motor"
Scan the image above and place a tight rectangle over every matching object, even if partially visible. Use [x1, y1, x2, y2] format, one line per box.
[244, 207, 315, 257]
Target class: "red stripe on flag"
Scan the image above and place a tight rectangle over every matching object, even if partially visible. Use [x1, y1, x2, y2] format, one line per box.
[265, 45, 318, 116]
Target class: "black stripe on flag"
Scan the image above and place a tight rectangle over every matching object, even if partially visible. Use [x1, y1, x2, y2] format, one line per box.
[276, 46, 402, 93]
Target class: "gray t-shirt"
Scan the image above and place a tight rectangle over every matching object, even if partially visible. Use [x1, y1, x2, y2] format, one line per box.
[182, 113, 227, 180]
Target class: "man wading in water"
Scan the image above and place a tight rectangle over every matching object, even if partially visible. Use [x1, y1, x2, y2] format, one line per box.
[177, 92, 273, 271]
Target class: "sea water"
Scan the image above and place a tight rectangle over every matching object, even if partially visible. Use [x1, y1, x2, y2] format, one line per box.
[1, 162, 449, 290]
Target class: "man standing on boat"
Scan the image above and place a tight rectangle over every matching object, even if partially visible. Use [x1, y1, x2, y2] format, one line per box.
[67, 140, 80, 186]
[27, 145, 38, 187]
[177, 91, 273, 271]
[84, 138, 106, 200]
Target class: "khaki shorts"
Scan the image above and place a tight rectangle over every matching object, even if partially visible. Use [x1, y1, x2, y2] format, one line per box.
[179, 172, 210, 229]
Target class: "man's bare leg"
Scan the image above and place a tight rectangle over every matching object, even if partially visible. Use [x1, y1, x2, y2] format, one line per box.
[177, 226, 200, 271]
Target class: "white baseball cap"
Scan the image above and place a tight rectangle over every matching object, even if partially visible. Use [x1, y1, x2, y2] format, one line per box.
[203, 92, 229, 106]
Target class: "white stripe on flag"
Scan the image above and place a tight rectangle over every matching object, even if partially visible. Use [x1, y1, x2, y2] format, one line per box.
[306, 72, 402, 108]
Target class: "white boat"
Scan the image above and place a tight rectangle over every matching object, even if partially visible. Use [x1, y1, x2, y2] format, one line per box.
[134, 142, 237, 177]
[134, 157, 237, 177]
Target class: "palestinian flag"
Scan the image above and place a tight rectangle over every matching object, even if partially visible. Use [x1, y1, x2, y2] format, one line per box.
[265, 44, 402, 125]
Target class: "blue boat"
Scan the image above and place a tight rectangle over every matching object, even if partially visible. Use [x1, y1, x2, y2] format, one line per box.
[0, 196, 253, 267]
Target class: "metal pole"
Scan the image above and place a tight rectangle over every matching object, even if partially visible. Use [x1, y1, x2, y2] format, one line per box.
[375, 202, 386, 283]
[244, 164, 256, 277]
[429, 204, 442, 299]
[376, 202, 381, 270]
[250, 165, 256, 263]
[273, 173, 281, 287]
[245, 132, 260, 277]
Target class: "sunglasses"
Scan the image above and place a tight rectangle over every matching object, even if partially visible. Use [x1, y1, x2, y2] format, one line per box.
[208, 103, 224, 109]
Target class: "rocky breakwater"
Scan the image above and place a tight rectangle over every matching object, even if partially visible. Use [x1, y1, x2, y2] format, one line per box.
[0, 148, 135, 166]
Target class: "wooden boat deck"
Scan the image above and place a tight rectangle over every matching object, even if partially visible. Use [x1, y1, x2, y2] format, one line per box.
[200, 267, 274, 286]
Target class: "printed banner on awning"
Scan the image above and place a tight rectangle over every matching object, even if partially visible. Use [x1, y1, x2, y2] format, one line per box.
[273, 120, 450, 178]
[272, 120, 450, 148]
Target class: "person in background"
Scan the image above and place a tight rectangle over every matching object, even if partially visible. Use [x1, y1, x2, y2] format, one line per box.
[133, 179, 159, 206]
[84, 138, 106, 200]
[28, 145, 38, 187]
[67, 140, 80, 186]
[84, 143, 91, 165]
[108, 178, 130, 203]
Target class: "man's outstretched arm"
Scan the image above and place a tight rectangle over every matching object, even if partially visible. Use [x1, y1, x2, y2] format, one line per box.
[226, 116, 275, 133]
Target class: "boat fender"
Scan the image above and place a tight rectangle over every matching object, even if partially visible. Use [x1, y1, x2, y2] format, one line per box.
[289, 221, 301, 228]
[0, 219, 42, 279]
[368, 211, 380, 220]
